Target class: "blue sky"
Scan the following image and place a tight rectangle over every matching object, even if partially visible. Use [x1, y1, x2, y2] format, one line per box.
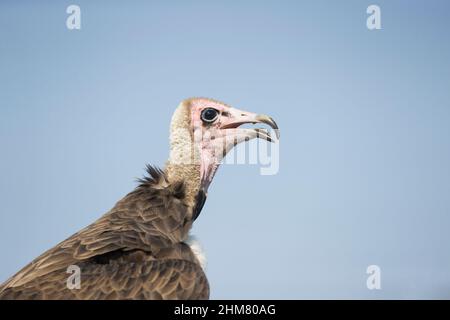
[1, 0, 450, 298]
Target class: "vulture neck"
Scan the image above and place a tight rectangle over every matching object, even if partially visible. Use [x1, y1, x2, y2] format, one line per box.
[165, 162, 202, 210]
[165, 102, 204, 211]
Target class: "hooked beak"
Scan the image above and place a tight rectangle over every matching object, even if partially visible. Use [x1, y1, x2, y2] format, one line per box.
[254, 114, 280, 140]
[219, 109, 280, 142]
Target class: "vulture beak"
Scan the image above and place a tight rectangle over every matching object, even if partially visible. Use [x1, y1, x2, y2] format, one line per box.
[219, 108, 280, 143]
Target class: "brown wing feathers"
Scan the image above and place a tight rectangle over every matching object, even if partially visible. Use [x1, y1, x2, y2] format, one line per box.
[0, 166, 209, 300]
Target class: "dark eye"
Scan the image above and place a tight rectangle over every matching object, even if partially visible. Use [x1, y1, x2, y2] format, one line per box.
[201, 108, 219, 123]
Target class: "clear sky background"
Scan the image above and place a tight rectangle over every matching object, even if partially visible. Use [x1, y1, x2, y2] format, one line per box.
[1, 0, 450, 299]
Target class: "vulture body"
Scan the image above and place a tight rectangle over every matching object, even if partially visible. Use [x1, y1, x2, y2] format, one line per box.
[0, 98, 278, 300]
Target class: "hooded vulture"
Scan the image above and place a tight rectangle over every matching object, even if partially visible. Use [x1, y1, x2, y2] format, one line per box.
[0, 98, 279, 300]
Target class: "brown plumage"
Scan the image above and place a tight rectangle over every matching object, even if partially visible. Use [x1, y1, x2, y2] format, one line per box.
[0, 98, 279, 300]
[0, 166, 208, 299]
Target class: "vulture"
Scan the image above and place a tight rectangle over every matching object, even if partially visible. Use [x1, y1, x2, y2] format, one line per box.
[0, 98, 279, 300]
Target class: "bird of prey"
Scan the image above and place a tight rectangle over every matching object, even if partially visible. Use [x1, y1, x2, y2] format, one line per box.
[0, 98, 279, 300]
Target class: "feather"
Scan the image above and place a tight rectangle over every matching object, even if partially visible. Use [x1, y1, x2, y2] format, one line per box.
[0, 164, 209, 300]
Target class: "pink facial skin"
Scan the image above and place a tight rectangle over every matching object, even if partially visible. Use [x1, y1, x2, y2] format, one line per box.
[188, 98, 279, 191]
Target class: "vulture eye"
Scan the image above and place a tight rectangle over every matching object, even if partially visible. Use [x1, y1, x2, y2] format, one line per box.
[201, 108, 219, 123]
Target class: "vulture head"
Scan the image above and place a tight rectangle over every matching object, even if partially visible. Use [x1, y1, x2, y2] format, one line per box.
[165, 98, 279, 211]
